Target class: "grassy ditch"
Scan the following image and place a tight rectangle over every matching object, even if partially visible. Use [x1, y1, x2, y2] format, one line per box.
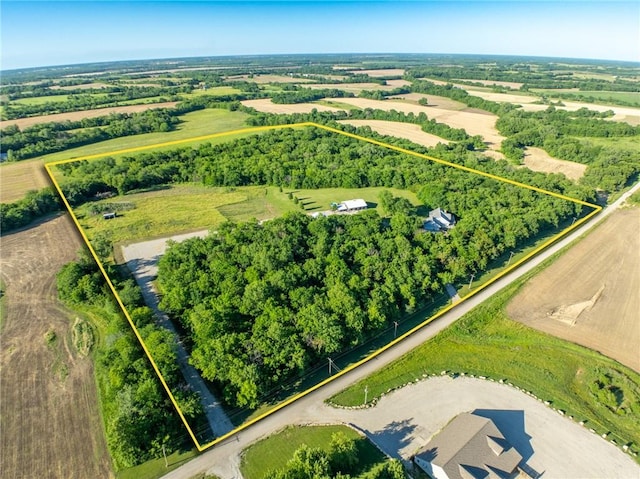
[329, 260, 640, 460]
[240, 424, 394, 479]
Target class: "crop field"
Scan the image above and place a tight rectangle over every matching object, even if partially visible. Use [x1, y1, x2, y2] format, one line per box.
[0, 215, 113, 479]
[338, 119, 450, 147]
[12, 94, 73, 105]
[0, 101, 179, 129]
[522, 146, 586, 181]
[0, 159, 51, 202]
[533, 89, 640, 105]
[306, 81, 408, 94]
[333, 97, 506, 148]
[507, 207, 640, 371]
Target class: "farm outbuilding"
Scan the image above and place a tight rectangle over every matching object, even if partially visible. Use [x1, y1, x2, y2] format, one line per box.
[414, 412, 526, 479]
[337, 198, 368, 212]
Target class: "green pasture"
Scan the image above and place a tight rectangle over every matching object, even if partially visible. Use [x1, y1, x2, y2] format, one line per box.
[35, 108, 250, 163]
[314, 99, 361, 110]
[183, 86, 242, 97]
[240, 425, 386, 479]
[532, 89, 640, 106]
[582, 136, 640, 151]
[75, 185, 297, 246]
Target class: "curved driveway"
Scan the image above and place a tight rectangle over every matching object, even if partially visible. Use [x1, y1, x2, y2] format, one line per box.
[163, 183, 640, 479]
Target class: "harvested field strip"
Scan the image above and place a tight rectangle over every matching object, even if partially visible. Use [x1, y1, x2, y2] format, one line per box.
[522, 146, 587, 181]
[338, 119, 449, 147]
[507, 207, 640, 371]
[0, 159, 51, 203]
[0, 101, 179, 129]
[335, 97, 505, 147]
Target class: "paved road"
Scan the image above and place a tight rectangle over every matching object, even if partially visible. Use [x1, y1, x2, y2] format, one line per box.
[161, 183, 640, 478]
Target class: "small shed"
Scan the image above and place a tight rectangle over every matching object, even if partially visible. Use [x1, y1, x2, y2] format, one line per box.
[103, 212, 117, 220]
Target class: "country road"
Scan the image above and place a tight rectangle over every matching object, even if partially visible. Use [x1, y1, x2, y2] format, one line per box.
[161, 182, 640, 479]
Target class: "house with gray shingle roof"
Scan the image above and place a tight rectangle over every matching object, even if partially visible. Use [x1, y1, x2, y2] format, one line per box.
[424, 207, 456, 232]
[414, 412, 527, 479]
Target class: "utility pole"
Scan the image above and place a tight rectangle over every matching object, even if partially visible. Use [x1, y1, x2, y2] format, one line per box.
[162, 444, 168, 468]
[364, 385, 369, 406]
[468, 273, 475, 289]
[571, 216, 577, 226]
[393, 321, 399, 338]
[507, 251, 515, 266]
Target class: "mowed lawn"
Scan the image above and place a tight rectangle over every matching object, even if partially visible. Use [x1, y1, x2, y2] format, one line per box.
[240, 425, 387, 479]
[35, 108, 251, 163]
[292, 186, 421, 213]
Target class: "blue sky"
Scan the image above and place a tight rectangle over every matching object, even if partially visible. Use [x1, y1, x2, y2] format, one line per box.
[1, 1, 638, 70]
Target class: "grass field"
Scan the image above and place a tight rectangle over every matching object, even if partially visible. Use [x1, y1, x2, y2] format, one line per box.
[76, 184, 297, 245]
[582, 135, 640, 151]
[74, 184, 420, 247]
[34, 108, 251, 163]
[532, 89, 640, 105]
[182, 86, 242, 97]
[329, 251, 640, 458]
[240, 425, 387, 479]
[12, 94, 76, 105]
[294, 186, 421, 213]
[117, 448, 198, 479]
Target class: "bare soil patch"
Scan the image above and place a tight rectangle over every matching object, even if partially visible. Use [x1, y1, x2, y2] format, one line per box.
[0, 215, 113, 478]
[0, 160, 51, 203]
[336, 97, 505, 149]
[353, 69, 405, 77]
[507, 207, 640, 371]
[240, 98, 343, 114]
[0, 102, 179, 130]
[522, 147, 587, 181]
[338, 119, 449, 147]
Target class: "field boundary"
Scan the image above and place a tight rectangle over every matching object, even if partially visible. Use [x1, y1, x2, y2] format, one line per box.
[44, 121, 601, 452]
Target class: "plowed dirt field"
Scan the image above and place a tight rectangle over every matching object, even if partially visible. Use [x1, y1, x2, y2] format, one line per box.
[0, 215, 113, 478]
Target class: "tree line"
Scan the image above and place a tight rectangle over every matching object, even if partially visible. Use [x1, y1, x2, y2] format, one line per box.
[56, 253, 205, 469]
[0, 188, 62, 233]
[3, 86, 183, 120]
[271, 88, 353, 104]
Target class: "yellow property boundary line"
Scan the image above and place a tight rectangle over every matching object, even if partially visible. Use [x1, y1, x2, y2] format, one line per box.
[45, 121, 601, 453]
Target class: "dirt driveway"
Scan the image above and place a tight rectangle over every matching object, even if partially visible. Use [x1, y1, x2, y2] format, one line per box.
[0, 215, 113, 478]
